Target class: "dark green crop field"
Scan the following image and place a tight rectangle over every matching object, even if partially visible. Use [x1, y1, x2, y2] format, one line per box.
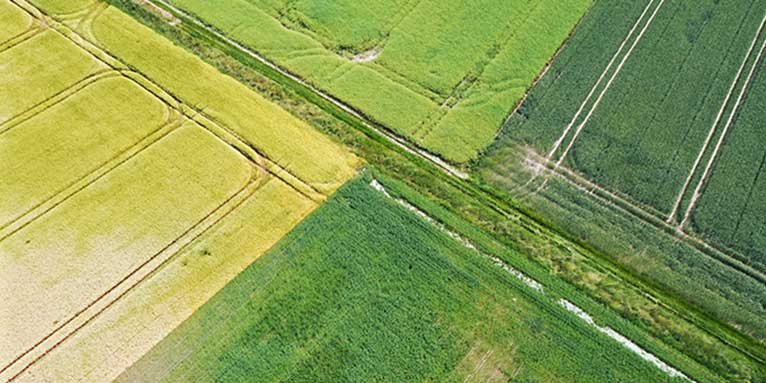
[479, 0, 766, 346]
[691, 56, 766, 270]
[488, 0, 766, 217]
[117, 176, 689, 383]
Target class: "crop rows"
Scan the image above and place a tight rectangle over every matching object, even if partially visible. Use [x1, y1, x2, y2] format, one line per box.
[151, 0, 591, 163]
[119, 176, 691, 383]
[0, 0, 357, 381]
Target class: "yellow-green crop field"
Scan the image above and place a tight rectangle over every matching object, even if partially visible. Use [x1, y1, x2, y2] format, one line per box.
[159, 0, 593, 163]
[0, 0, 357, 381]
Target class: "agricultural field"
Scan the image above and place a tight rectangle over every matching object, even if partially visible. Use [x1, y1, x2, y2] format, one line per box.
[0, 0, 356, 381]
[146, 0, 592, 163]
[480, 0, 766, 344]
[691, 55, 766, 270]
[5, 0, 766, 382]
[118, 175, 701, 383]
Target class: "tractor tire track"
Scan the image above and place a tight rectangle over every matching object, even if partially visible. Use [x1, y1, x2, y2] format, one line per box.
[147, 0, 469, 179]
[0, 112, 182, 238]
[668, 12, 766, 223]
[546, 0, 658, 161]
[680, 23, 766, 228]
[0, 69, 120, 135]
[3, 170, 268, 382]
[0, 26, 42, 54]
[554, 0, 667, 167]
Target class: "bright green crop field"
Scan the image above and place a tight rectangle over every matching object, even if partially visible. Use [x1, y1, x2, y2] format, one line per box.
[118, 175, 688, 383]
[160, 0, 592, 163]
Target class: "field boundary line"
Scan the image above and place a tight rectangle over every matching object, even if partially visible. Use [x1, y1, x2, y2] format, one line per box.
[522, 152, 766, 286]
[0, 25, 42, 53]
[546, 0, 656, 160]
[146, 0, 469, 179]
[530, 152, 668, 223]
[188, 112, 326, 203]
[679, 15, 766, 228]
[370, 178, 692, 381]
[1, 167, 267, 382]
[269, 0, 443, 104]
[0, 69, 120, 135]
[554, 0, 666, 166]
[0, 114, 182, 240]
[23, 1, 327, 202]
[558, 299, 691, 381]
[412, 0, 548, 141]
[668, 13, 766, 223]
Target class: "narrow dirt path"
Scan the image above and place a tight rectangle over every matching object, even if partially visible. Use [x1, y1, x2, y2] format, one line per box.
[150, 0, 469, 179]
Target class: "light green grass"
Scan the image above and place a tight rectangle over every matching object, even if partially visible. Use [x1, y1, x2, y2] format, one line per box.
[90, 6, 358, 194]
[0, 30, 106, 123]
[0, 76, 167, 227]
[165, 0, 591, 162]
[249, 0, 411, 54]
[119, 176, 682, 383]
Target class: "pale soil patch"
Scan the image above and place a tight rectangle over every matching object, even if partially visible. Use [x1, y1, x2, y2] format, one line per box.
[12, 179, 317, 383]
[1, 2, 360, 381]
[0, 125, 253, 378]
[456, 343, 516, 383]
[350, 46, 381, 63]
[135, 0, 181, 26]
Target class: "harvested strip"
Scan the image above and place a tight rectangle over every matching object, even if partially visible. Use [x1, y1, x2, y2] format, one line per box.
[0, 76, 167, 227]
[0, 125, 252, 370]
[0, 29, 106, 124]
